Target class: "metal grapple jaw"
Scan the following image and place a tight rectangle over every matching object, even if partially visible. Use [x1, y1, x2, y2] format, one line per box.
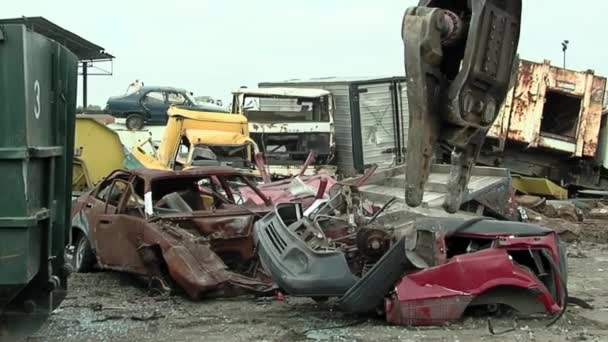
[402, 0, 521, 213]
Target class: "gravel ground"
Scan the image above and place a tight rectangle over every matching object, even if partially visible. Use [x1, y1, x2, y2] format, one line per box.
[26, 241, 608, 342]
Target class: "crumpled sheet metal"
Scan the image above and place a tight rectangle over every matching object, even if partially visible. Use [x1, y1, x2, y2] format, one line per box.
[241, 174, 337, 208]
[385, 232, 565, 326]
[147, 220, 273, 300]
[163, 244, 230, 299]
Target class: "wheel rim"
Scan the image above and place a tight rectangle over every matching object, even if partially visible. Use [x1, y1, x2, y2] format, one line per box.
[127, 118, 138, 129]
[75, 237, 86, 269]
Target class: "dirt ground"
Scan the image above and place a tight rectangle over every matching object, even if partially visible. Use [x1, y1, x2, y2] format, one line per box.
[28, 238, 608, 342]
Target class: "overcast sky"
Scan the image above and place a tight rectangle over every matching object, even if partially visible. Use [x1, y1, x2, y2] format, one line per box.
[4, 1, 606, 106]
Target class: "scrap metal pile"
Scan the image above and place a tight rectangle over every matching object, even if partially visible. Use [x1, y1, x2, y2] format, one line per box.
[69, 160, 571, 327]
[65, 0, 578, 329]
[6, 1, 608, 339]
[64, 0, 567, 325]
[254, 180, 568, 326]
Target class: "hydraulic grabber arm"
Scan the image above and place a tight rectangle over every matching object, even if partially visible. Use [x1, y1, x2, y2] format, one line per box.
[402, 0, 521, 213]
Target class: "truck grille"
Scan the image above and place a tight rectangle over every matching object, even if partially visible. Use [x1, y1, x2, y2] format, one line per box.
[264, 221, 287, 253]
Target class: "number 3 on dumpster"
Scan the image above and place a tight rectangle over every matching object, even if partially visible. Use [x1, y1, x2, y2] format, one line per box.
[33, 80, 41, 119]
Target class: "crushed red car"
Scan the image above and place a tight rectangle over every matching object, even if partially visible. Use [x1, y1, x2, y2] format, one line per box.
[69, 163, 569, 327]
[383, 218, 567, 326]
[70, 167, 275, 299]
[254, 196, 568, 326]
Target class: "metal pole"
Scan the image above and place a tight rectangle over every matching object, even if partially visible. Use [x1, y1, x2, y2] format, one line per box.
[82, 61, 88, 109]
[561, 40, 569, 69]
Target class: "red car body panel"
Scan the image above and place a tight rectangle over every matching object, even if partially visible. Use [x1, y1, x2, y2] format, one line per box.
[241, 174, 336, 207]
[386, 233, 564, 326]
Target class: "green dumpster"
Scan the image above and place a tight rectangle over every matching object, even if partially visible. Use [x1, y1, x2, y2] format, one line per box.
[0, 24, 78, 339]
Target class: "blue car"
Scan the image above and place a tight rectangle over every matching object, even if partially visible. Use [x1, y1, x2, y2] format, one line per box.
[105, 86, 227, 130]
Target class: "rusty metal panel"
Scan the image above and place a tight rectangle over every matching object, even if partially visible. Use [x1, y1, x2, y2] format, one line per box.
[499, 59, 607, 157]
[547, 65, 589, 95]
[580, 75, 606, 156]
[487, 85, 514, 143]
[543, 65, 605, 157]
[506, 61, 548, 145]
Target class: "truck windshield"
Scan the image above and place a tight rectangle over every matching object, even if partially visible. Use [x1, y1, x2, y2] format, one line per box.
[191, 144, 251, 168]
[242, 95, 330, 123]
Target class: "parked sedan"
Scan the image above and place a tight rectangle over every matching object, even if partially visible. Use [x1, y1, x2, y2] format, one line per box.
[105, 86, 227, 130]
[70, 167, 274, 299]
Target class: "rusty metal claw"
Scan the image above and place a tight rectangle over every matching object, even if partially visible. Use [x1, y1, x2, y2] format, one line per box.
[403, 0, 522, 212]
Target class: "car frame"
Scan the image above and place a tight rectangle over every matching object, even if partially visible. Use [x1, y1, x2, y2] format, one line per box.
[254, 204, 568, 326]
[70, 167, 274, 299]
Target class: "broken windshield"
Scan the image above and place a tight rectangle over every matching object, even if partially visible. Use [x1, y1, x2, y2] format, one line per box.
[243, 95, 330, 123]
[150, 174, 267, 214]
[191, 144, 251, 168]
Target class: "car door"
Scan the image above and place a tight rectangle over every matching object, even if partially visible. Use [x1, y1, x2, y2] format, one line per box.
[94, 179, 149, 274]
[76, 192, 107, 253]
[141, 90, 169, 124]
[77, 176, 124, 251]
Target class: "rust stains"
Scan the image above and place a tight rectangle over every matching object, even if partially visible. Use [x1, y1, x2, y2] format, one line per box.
[492, 59, 607, 157]
[71, 168, 276, 300]
[581, 77, 607, 156]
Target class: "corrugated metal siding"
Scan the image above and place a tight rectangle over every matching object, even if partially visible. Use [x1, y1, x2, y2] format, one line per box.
[326, 85, 355, 175]
[357, 82, 398, 168]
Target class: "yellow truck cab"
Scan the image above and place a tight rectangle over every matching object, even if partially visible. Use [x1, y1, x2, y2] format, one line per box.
[131, 105, 259, 171]
[172, 128, 260, 170]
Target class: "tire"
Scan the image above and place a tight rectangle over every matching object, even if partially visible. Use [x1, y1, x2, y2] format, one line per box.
[126, 114, 145, 130]
[312, 296, 329, 303]
[74, 232, 96, 272]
